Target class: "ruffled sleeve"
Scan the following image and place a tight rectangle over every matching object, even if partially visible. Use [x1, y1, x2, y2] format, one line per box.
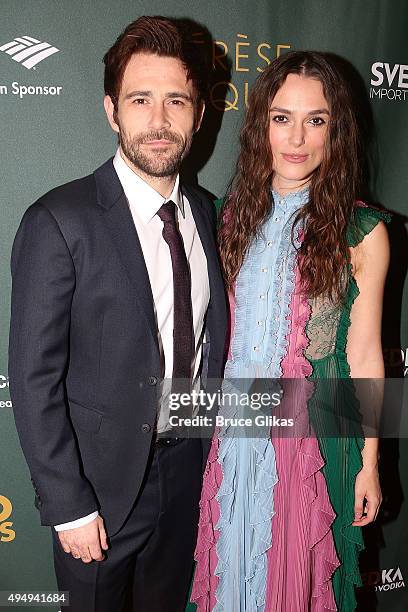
[347, 203, 391, 248]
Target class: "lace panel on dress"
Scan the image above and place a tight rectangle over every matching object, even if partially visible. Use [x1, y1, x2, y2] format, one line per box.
[305, 270, 349, 361]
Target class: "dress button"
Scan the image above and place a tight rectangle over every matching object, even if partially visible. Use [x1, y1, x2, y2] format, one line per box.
[274, 217, 280, 222]
[280, 199, 285, 205]
[253, 346, 259, 351]
[257, 320, 263, 326]
[261, 267, 268, 273]
[148, 376, 158, 386]
[259, 294, 265, 299]
[141, 423, 152, 433]
[267, 241, 273, 247]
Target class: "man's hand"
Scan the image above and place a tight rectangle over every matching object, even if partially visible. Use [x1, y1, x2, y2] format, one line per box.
[58, 516, 108, 563]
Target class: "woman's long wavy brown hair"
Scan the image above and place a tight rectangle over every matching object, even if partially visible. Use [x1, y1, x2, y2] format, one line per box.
[219, 51, 361, 302]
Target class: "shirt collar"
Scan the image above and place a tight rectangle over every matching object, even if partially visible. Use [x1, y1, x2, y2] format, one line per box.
[113, 148, 184, 224]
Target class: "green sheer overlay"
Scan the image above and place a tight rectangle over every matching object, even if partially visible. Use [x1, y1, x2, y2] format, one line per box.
[307, 206, 391, 610]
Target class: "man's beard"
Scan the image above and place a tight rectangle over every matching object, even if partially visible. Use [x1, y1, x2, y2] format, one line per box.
[119, 128, 192, 178]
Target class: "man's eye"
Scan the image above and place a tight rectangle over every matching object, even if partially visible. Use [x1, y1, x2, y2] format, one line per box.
[170, 99, 185, 105]
[133, 98, 147, 104]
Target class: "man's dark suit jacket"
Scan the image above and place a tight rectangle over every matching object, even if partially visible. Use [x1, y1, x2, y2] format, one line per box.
[8, 158, 228, 536]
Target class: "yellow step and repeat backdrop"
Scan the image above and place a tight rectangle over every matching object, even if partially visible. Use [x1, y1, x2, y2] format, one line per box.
[0, 1, 407, 610]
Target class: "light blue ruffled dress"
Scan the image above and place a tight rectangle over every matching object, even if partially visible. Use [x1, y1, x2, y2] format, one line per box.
[214, 188, 308, 611]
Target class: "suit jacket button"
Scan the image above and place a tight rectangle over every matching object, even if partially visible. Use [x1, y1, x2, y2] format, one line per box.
[148, 376, 158, 386]
[141, 423, 152, 433]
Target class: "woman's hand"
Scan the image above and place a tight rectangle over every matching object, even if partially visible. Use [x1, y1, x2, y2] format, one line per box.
[352, 464, 382, 526]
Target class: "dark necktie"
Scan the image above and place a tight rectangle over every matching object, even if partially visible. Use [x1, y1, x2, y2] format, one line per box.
[157, 201, 194, 384]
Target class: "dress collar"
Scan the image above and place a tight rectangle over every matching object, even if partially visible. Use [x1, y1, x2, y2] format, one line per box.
[271, 186, 309, 215]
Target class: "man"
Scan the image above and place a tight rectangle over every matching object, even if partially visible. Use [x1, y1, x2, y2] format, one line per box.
[8, 16, 227, 612]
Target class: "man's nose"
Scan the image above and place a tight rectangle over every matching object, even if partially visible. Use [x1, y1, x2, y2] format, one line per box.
[288, 122, 305, 148]
[149, 103, 171, 130]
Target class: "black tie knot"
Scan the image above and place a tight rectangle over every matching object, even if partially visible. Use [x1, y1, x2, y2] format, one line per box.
[157, 200, 177, 225]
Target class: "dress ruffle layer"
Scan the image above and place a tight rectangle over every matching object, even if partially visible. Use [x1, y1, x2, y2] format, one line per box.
[266, 267, 340, 612]
[191, 435, 221, 612]
[308, 274, 364, 612]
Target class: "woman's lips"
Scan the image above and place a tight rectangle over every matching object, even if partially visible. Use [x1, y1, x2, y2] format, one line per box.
[282, 153, 309, 163]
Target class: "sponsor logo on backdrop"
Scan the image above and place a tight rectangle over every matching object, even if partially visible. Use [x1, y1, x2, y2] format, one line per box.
[0, 33, 62, 99]
[0, 35, 59, 69]
[0, 374, 9, 389]
[0, 495, 16, 542]
[362, 567, 405, 592]
[370, 62, 408, 101]
[383, 348, 408, 376]
[0, 374, 12, 408]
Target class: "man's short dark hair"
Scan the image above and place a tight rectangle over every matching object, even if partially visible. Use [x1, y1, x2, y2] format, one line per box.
[103, 15, 211, 109]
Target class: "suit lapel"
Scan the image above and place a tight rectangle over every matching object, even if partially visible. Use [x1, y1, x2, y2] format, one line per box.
[182, 185, 224, 300]
[94, 159, 159, 350]
[93, 159, 225, 356]
[184, 185, 228, 374]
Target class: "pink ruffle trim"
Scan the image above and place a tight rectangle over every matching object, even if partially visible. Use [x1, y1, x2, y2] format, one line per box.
[191, 435, 222, 611]
[192, 288, 236, 611]
[266, 266, 340, 611]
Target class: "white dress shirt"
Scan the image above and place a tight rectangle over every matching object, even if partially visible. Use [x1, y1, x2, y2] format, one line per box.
[55, 149, 210, 531]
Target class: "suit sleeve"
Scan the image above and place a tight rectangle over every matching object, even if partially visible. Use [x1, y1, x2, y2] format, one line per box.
[8, 202, 99, 526]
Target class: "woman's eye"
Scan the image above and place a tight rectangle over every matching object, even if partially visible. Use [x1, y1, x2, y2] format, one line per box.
[272, 115, 288, 123]
[309, 116, 325, 126]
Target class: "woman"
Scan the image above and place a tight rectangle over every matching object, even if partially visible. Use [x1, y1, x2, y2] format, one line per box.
[191, 52, 389, 611]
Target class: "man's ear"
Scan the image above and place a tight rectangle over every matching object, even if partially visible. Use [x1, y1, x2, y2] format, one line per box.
[194, 100, 205, 133]
[104, 95, 120, 134]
